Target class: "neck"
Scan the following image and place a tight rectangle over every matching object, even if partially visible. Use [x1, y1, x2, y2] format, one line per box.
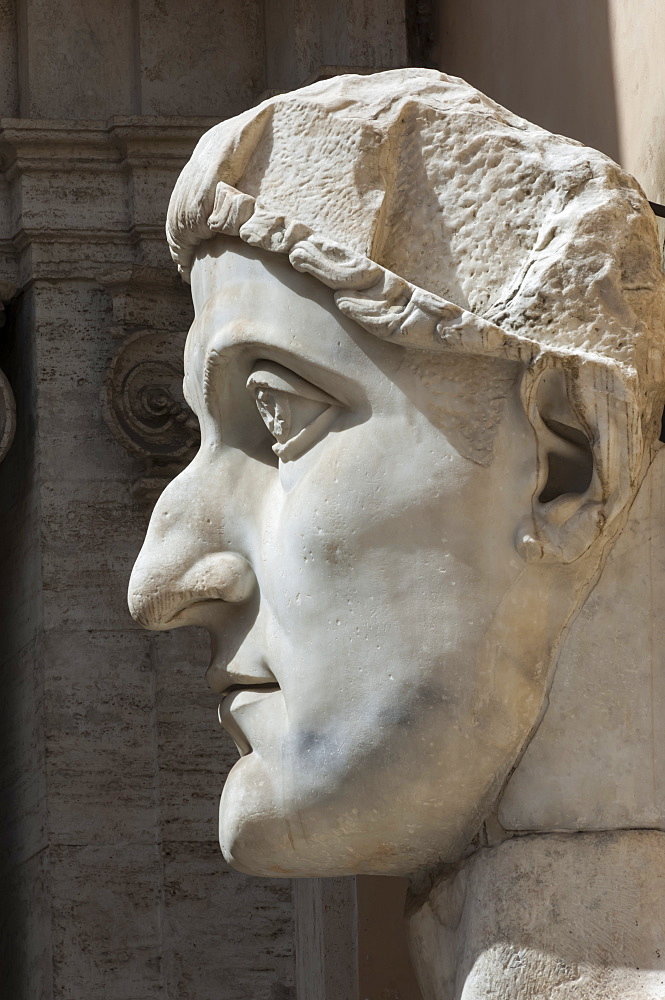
[407, 830, 665, 1000]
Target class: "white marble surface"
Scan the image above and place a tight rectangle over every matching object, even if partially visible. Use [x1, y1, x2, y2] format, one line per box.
[501, 443, 665, 833]
[130, 241, 541, 877]
[129, 69, 665, 998]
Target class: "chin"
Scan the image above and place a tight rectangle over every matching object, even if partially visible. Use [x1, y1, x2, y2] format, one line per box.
[218, 753, 427, 878]
[218, 755, 352, 877]
[219, 799, 354, 879]
[219, 754, 307, 877]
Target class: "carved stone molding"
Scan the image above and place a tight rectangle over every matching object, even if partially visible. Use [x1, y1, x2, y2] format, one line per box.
[0, 118, 220, 287]
[103, 328, 199, 502]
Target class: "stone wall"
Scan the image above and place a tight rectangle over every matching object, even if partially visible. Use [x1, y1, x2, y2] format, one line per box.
[0, 111, 298, 1000]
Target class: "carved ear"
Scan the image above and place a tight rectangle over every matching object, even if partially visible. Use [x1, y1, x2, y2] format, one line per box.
[517, 356, 640, 564]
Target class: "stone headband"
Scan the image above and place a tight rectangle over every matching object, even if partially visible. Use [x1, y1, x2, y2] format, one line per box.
[168, 179, 651, 514]
[171, 179, 646, 387]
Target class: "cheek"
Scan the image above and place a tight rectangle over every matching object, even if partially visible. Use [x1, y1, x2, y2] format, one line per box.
[260, 421, 492, 611]
[254, 441, 497, 718]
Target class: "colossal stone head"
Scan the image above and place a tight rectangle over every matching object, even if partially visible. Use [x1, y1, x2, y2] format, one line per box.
[128, 69, 665, 879]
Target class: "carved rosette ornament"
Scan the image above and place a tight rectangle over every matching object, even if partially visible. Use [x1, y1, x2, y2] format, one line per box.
[104, 329, 199, 501]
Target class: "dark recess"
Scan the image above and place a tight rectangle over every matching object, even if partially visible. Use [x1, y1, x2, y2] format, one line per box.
[406, 0, 439, 67]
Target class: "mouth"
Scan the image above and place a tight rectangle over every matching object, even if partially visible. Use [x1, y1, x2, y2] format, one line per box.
[206, 651, 277, 695]
[218, 682, 281, 756]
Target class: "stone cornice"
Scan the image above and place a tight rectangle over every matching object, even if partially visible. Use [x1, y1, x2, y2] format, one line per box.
[0, 116, 219, 170]
[0, 115, 218, 283]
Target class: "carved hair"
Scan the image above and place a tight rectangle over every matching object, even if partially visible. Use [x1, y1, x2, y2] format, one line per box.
[166, 70, 665, 546]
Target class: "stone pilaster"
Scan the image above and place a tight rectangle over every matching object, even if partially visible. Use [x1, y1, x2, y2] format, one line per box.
[0, 116, 296, 1000]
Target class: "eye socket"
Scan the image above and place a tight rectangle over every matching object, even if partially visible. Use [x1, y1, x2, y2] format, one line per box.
[246, 362, 341, 462]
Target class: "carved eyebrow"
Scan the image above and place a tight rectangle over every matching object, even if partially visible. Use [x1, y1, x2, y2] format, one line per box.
[202, 339, 352, 406]
[197, 322, 365, 417]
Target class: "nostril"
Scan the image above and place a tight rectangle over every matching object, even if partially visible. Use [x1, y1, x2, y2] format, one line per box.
[180, 552, 255, 607]
[128, 551, 256, 630]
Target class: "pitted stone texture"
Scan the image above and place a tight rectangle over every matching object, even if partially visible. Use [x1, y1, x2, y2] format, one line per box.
[168, 69, 664, 386]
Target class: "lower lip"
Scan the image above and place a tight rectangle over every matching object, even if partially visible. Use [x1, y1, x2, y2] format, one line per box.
[218, 687, 280, 756]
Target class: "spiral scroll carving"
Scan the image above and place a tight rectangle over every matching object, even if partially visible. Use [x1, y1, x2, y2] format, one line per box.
[104, 329, 200, 500]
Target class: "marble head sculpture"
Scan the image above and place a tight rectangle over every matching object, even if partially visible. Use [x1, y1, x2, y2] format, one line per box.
[129, 70, 665, 888]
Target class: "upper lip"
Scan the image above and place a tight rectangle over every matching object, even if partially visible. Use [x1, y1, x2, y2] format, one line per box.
[205, 640, 278, 695]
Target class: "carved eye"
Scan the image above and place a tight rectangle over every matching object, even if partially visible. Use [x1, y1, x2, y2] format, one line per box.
[246, 362, 341, 462]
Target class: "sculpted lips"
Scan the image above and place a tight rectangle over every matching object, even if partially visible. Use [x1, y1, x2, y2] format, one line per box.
[218, 683, 280, 756]
[206, 650, 277, 695]
[208, 644, 280, 756]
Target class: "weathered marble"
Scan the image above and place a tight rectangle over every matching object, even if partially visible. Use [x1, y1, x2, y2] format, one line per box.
[500, 444, 665, 833]
[409, 831, 665, 1000]
[127, 68, 665, 999]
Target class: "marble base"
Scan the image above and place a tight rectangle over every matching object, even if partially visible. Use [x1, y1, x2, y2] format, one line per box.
[408, 831, 665, 1000]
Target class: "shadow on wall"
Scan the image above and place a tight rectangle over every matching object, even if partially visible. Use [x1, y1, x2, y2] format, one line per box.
[0, 291, 44, 999]
[437, 0, 620, 163]
[357, 876, 424, 999]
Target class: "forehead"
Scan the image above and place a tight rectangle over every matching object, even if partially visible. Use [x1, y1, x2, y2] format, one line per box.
[187, 236, 403, 387]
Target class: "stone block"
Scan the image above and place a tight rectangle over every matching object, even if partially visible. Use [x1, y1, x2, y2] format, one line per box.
[49, 843, 163, 1000]
[161, 840, 295, 1000]
[43, 628, 159, 844]
[0, 849, 53, 1000]
[0, 637, 47, 875]
[138, 0, 266, 118]
[40, 479, 147, 631]
[19, 0, 135, 118]
[153, 626, 233, 843]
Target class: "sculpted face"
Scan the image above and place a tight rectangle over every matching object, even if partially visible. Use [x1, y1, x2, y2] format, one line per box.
[126, 69, 665, 878]
[129, 238, 545, 877]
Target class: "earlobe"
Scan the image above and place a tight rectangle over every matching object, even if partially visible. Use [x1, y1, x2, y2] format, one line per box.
[517, 357, 639, 564]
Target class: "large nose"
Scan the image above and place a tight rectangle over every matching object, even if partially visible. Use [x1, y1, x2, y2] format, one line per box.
[128, 469, 256, 630]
